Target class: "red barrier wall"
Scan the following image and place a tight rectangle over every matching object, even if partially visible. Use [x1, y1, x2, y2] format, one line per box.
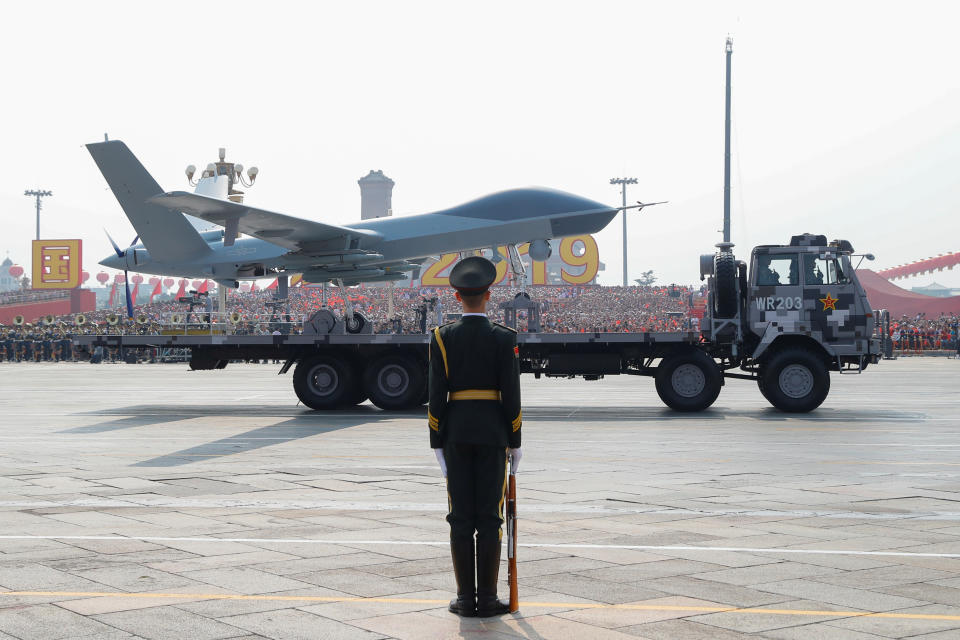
[0, 289, 96, 325]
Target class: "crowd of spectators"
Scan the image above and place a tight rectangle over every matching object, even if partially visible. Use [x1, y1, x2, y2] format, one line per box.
[887, 314, 960, 352]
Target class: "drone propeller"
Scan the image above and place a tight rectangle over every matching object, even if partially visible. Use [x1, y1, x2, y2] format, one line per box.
[103, 229, 137, 318]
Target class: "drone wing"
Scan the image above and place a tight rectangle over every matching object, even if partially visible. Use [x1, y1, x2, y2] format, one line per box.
[148, 191, 383, 253]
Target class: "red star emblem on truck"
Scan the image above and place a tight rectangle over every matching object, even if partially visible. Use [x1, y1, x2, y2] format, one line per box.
[819, 293, 838, 311]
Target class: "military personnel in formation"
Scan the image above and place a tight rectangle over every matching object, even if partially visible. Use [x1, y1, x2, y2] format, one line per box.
[428, 256, 523, 618]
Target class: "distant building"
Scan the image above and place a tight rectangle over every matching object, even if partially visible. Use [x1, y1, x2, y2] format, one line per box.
[911, 282, 960, 298]
[0, 257, 20, 292]
[358, 170, 395, 220]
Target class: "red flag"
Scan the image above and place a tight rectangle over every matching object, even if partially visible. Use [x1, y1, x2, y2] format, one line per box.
[250, 281, 258, 292]
[149, 280, 162, 303]
[175, 279, 187, 300]
[131, 283, 140, 304]
[266, 278, 278, 290]
[197, 280, 209, 294]
[108, 282, 116, 307]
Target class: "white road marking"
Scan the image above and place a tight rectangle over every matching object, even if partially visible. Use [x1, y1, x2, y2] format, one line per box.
[3, 498, 960, 520]
[0, 534, 957, 560]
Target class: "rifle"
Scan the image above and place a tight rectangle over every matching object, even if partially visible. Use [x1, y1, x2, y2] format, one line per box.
[506, 452, 519, 612]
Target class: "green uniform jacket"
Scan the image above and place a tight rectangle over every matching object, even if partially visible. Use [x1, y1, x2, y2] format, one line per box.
[428, 315, 522, 449]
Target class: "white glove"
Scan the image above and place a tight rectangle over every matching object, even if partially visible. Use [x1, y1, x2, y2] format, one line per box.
[508, 448, 522, 473]
[434, 448, 447, 478]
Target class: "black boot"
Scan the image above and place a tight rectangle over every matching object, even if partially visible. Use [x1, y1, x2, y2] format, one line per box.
[448, 537, 476, 617]
[476, 536, 510, 617]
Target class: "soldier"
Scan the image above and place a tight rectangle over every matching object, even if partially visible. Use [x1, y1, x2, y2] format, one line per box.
[429, 256, 522, 618]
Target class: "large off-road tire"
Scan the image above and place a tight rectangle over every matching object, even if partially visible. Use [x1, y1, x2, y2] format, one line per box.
[363, 354, 427, 410]
[759, 348, 830, 413]
[714, 252, 738, 318]
[293, 353, 357, 409]
[655, 350, 723, 412]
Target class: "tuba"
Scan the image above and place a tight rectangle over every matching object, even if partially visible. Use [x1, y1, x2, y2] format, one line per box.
[137, 315, 148, 324]
[75, 314, 86, 326]
[230, 311, 242, 324]
[44, 315, 56, 325]
[171, 313, 183, 324]
[107, 313, 119, 326]
[13, 315, 24, 326]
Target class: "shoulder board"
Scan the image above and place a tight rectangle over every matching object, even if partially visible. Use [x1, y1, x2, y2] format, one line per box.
[492, 321, 518, 333]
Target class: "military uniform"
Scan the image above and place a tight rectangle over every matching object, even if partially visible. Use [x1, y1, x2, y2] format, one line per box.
[429, 256, 522, 618]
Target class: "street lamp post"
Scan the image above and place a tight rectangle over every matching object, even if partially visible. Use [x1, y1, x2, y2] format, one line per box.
[185, 149, 260, 323]
[609, 177, 638, 287]
[25, 190, 53, 241]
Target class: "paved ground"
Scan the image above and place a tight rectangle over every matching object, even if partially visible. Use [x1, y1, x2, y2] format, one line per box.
[1, 358, 959, 639]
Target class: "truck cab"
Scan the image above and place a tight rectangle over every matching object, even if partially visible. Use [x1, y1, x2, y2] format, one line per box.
[702, 233, 880, 412]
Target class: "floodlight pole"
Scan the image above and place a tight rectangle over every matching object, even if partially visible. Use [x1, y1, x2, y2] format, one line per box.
[610, 177, 638, 286]
[25, 190, 53, 241]
[721, 37, 734, 249]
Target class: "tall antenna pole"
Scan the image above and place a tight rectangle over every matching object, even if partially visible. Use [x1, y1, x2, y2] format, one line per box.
[610, 177, 638, 286]
[25, 190, 53, 241]
[721, 37, 733, 249]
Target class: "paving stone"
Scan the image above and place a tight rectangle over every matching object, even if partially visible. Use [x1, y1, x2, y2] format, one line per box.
[94, 606, 245, 640]
[753, 578, 927, 611]
[180, 567, 317, 594]
[556, 595, 727, 628]
[297, 589, 449, 621]
[69, 564, 199, 592]
[686, 599, 860, 633]
[524, 573, 669, 604]
[0, 604, 131, 640]
[643, 576, 789, 608]
[618, 618, 764, 639]
[691, 561, 843, 586]
[221, 609, 386, 640]
[825, 604, 960, 637]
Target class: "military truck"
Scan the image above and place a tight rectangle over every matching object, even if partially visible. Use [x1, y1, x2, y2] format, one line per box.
[73, 232, 879, 414]
[693, 232, 879, 412]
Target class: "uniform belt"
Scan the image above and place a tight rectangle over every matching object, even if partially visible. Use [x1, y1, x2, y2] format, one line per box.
[449, 389, 501, 401]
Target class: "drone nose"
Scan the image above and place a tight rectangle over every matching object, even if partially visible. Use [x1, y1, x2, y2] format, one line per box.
[99, 254, 120, 269]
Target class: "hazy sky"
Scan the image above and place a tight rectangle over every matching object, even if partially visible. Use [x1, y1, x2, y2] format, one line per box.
[2, 0, 959, 287]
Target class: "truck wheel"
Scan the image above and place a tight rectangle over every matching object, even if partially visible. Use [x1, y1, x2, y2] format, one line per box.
[363, 355, 426, 410]
[760, 348, 830, 412]
[655, 350, 722, 412]
[714, 252, 738, 318]
[293, 354, 356, 409]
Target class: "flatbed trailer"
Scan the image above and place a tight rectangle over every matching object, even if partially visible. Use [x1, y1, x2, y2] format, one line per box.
[74, 329, 727, 412]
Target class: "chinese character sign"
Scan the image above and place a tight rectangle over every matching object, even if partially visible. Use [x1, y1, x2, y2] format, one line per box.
[32, 239, 83, 289]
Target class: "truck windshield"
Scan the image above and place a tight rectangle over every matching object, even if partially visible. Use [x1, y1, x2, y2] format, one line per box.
[803, 254, 846, 285]
[755, 254, 798, 286]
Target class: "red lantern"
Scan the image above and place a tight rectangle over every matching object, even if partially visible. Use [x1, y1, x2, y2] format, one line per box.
[8, 265, 23, 278]
[131, 274, 144, 285]
[163, 278, 174, 288]
[191, 279, 202, 289]
[149, 276, 160, 286]
[81, 271, 90, 283]
[115, 274, 126, 284]
[96, 272, 109, 284]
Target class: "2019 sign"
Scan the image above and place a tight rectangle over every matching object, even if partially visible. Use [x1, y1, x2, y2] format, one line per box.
[420, 235, 600, 286]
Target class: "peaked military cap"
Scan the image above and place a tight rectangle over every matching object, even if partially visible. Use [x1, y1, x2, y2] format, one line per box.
[449, 256, 497, 294]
